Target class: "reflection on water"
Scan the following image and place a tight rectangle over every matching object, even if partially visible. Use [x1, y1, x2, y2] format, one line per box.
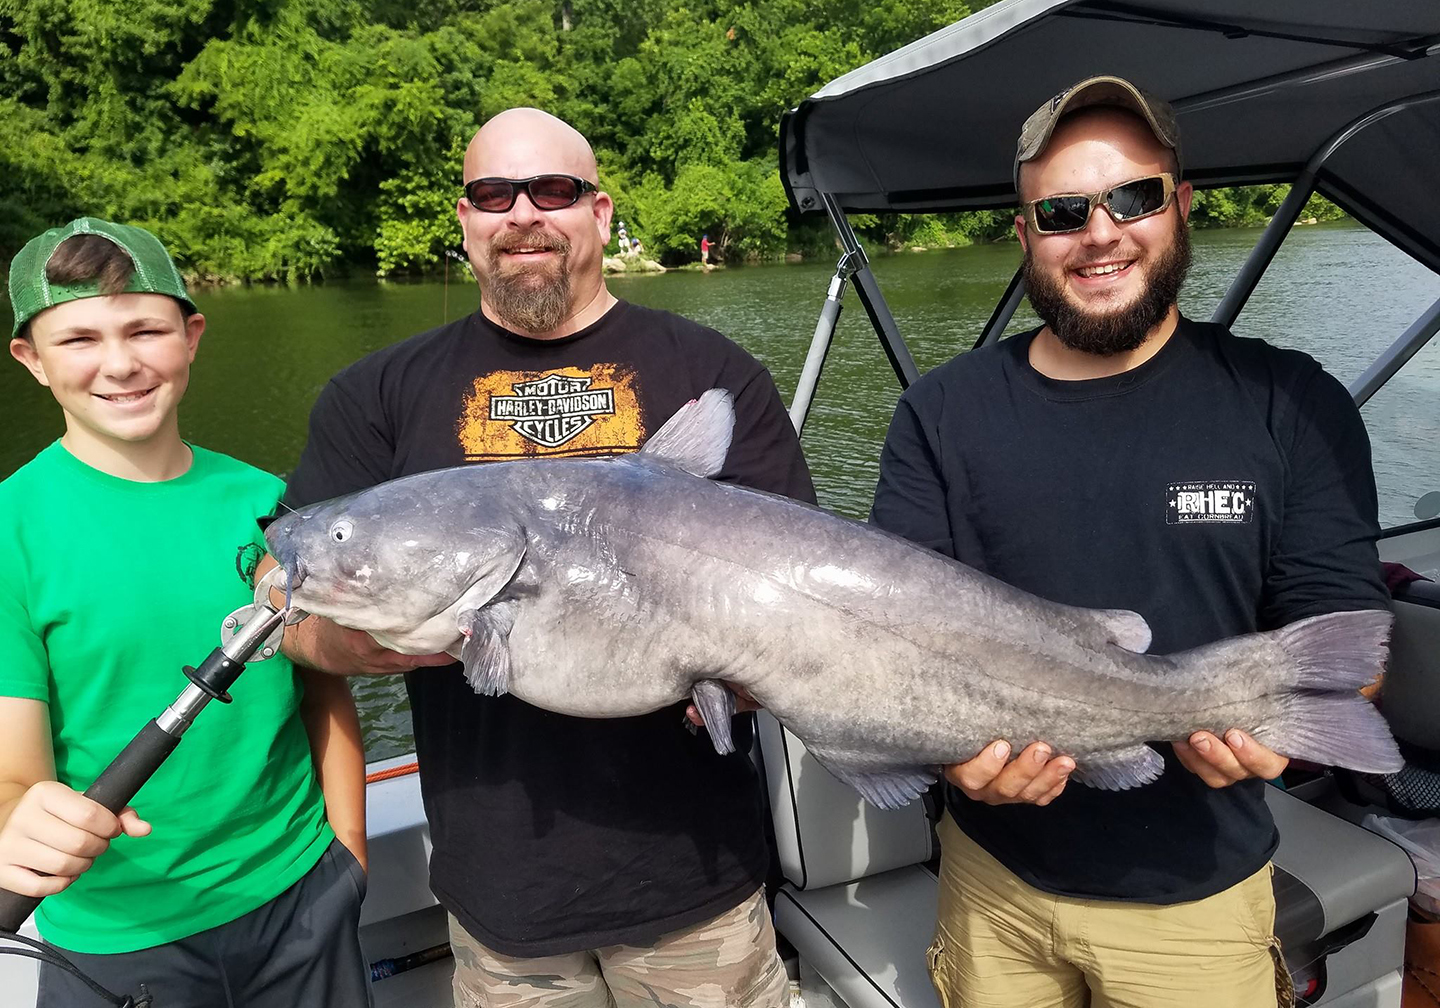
[2, 223, 1436, 760]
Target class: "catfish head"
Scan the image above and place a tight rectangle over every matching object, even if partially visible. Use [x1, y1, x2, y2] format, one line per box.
[264, 475, 526, 653]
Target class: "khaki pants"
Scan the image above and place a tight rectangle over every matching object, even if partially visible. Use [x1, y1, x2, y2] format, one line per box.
[929, 814, 1294, 1008]
[449, 887, 790, 1008]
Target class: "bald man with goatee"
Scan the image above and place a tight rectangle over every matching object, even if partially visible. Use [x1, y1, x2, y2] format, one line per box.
[277, 108, 813, 1007]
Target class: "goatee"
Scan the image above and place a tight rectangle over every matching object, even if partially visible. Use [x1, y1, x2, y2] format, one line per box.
[1023, 216, 1192, 356]
[482, 232, 574, 334]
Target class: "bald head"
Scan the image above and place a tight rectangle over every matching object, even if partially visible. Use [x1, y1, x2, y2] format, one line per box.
[1018, 106, 1178, 202]
[456, 107, 616, 338]
[464, 108, 599, 183]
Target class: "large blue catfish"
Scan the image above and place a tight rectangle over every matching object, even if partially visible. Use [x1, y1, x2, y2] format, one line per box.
[265, 390, 1401, 808]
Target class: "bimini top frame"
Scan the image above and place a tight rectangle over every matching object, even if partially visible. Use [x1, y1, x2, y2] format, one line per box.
[781, 0, 1440, 433]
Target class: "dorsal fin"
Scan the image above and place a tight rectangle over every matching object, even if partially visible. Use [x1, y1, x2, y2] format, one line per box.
[638, 389, 734, 477]
[1097, 608, 1152, 653]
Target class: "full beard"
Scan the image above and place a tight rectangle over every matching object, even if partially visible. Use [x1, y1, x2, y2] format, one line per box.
[1023, 216, 1192, 356]
[481, 232, 574, 334]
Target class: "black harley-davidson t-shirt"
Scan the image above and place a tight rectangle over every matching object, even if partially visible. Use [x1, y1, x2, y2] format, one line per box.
[870, 316, 1388, 904]
[285, 300, 815, 954]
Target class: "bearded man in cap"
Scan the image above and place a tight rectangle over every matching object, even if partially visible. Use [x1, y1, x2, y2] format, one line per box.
[872, 76, 1387, 1008]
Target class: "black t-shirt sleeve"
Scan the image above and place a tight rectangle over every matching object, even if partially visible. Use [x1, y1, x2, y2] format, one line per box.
[717, 363, 817, 505]
[870, 390, 961, 561]
[1260, 365, 1388, 626]
[284, 376, 395, 509]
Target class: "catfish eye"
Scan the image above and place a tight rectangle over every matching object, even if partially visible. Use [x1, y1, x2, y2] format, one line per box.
[330, 520, 354, 543]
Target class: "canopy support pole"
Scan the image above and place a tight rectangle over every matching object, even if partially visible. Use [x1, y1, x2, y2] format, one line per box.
[825, 196, 922, 391]
[789, 195, 921, 434]
[1208, 181, 1314, 329]
[974, 267, 1026, 349]
[789, 248, 860, 434]
[1211, 89, 1440, 329]
[1349, 296, 1440, 408]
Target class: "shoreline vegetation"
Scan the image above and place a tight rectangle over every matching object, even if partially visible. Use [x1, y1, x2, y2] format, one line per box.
[3, 0, 1348, 287]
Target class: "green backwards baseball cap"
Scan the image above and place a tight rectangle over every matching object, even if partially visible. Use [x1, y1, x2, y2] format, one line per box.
[8, 217, 196, 338]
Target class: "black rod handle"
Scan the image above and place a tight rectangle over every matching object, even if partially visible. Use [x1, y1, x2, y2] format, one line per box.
[82, 721, 181, 813]
[0, 888, 42, 935]
[0, 720, 180, 931]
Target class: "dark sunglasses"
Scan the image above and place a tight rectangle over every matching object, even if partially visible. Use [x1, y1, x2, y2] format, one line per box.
[463, 174, 598, 213]
[1023, 173, 1178, 235]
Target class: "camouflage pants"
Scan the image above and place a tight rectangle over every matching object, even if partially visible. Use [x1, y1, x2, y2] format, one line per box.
[449, 887, 790, 1008]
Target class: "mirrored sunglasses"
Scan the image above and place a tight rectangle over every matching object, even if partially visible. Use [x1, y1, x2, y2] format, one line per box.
[463, 174, 598, 213]
[1024, 173, 1178, 235]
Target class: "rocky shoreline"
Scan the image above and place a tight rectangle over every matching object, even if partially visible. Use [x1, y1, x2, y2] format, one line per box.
[603, 252, 667, 274]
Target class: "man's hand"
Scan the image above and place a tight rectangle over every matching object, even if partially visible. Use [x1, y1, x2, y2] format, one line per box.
[944, 740, 1074, 807]
[258, 552, 453, 675]
[283, 614, 455, 677]
[684, 683, 760, 727]
[0, 781, 151, 898]
[1174, 730, 1288, 788]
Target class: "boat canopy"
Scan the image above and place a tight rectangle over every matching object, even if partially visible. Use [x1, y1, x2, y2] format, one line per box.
[781, 0, 1440, 275]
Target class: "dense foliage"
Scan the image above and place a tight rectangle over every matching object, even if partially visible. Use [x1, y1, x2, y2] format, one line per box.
[1, 0, 1341, 280]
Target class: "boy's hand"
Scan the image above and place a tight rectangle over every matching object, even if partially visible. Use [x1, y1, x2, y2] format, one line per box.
[0, 781, 151, 897]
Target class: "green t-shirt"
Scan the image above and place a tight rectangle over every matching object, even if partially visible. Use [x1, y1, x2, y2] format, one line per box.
[0, 442, 333, 953]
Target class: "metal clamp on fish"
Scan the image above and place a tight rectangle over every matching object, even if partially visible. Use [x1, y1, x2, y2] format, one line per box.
[0, 568, 307, 1005]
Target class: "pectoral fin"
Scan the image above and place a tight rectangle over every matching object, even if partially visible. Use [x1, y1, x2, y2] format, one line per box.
[458, 602, 518, 697]
[1071, 744, 1164, 790]
[690, 679, 737, 754]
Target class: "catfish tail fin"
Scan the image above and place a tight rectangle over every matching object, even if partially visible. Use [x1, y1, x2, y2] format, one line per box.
[1248, 609, 1402, 774]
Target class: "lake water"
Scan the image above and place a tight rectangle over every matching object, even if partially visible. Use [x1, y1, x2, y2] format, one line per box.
[4, 222, 1438, 760]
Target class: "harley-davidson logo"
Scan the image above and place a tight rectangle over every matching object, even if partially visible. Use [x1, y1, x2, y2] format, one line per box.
[488, 373, 617, 448]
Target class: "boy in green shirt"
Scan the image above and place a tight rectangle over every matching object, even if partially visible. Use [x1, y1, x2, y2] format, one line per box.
[0, 218, 371, 1006]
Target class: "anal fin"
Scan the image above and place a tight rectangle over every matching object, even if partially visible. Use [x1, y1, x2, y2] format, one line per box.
[809, 753, 938, 809]
[1071, 744, 1164, 790]
[690, 679, 737, 754]
[458, 602, 517, 697]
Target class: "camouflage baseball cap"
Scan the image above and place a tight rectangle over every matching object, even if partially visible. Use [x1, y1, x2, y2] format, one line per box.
[1015, 76, 1181, 190]
[8, 217, 196, 337]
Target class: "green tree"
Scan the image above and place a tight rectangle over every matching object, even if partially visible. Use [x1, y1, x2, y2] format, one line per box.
[1, 0, 1330, 282]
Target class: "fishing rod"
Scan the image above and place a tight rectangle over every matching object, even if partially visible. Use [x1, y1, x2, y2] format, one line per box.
[0, 572, 304, 1007]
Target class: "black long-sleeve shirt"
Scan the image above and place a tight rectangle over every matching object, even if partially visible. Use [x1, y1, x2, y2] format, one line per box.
[871, 317, 1387, 902]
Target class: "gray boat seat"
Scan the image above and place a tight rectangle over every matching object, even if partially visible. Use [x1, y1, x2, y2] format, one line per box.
[1331, 582, 1440, 824]
[759, 714, 940, 1008]
[1383, 579, 1440, 750]
[1266, 788, 1413, 1005]
[760, 713, 1414, 1007]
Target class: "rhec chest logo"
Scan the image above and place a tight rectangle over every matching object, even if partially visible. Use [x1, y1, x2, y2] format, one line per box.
[1166, 481, 1256, 524]
[488, 373, 616, 448]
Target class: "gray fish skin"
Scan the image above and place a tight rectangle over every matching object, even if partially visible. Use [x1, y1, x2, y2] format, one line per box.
[267, 391, 1401, 808]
